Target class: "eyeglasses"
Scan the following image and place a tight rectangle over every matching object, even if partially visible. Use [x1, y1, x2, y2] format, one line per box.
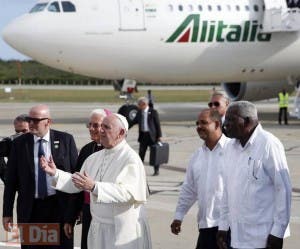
[86, 123, 101, 129]
[208, 101, 220, 108]
[25, 117, 49, 124]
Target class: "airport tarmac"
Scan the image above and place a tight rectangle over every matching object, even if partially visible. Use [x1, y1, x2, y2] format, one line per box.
[0, 100, 299, 248]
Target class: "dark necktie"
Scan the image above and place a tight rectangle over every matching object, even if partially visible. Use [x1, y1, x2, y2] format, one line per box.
[38, 139, 48, 199]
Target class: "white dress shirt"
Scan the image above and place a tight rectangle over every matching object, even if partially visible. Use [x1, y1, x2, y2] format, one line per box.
[34, 131, 56, 198]
[141, 106, 149, 132]
[219, 124, 292, 248]
[174, 134, 231, 229]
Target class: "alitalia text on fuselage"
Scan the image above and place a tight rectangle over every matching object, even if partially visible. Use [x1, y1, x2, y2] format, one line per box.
[166, 14, 272, 43]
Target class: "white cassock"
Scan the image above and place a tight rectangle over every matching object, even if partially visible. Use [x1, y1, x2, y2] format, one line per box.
[52, 140, 152, 249]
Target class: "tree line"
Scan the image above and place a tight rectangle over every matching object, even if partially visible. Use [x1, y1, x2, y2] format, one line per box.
[0, 59, 107, 85]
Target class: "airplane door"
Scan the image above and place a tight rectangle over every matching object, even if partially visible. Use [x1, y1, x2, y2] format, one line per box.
[118, 0, 145, 31]
[263, 0, 285, 31]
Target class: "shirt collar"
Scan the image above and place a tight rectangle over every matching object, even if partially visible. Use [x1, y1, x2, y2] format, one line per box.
[143, 106, 149, 113]
[105, 139, 126, 154]
[202, 134, 228, 151]
[221, 115, 225, 124]
[233, 123, 262, 149]
[34, 130, 50, 143]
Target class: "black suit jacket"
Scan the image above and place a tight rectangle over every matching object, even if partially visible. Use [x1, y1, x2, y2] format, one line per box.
[130, 108, 162, 143]
[3, 129, 78, 223]
[67, 141, 100, 223]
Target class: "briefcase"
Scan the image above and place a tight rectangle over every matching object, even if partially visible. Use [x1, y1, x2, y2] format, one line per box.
[149, 142, 169, 166]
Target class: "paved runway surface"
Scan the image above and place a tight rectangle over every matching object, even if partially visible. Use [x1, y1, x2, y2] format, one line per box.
[0, 100, 299, 248]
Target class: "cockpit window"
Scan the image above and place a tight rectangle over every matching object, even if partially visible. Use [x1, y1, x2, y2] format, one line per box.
[48, 2, 60, 12]
[29, 3, 48, 13]
[62, 1, 76, 12]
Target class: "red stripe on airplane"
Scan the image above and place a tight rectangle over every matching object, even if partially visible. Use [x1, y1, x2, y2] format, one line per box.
[178, 29, 190, 42]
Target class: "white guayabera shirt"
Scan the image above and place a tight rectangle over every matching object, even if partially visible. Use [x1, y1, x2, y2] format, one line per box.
[219, 124, 292, 249]
[174, 134, 231, 228]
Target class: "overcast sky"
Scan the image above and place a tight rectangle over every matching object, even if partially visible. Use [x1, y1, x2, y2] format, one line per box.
[0, 0, 36, 60]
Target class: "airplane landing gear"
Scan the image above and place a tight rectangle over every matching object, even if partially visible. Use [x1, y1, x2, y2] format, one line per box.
[115, 79, 139, 124]
[118, 104, 138, 125]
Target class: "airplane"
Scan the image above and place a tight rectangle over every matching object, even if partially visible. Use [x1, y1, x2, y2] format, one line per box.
[2, 0, 300, 121]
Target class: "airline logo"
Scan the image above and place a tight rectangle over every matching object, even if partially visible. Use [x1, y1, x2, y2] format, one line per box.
[166, 14, 272, 43]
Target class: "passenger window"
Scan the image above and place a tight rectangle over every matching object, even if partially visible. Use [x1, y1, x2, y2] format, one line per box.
[245, 5, 250, 11]
[198, 5, 203, 11]
[178, 5, 183, 11]
[226, 5, 231, 11]
[48, 2, 60, 12]
[29, 3, 48, 13]
[208, 5, 212, 11]
[168, 4, 174, 12]
[188, 4, 193, 12]
[217, 5, 221, 11]
[236, 5, 240, 11]
[62, 1, 76, 12]
[254, 5, 259, 11]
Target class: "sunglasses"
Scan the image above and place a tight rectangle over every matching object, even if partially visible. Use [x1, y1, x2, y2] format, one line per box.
[208, 101, 220, 107]
[86, 123, 101, 129]
[25, 117, 49, 124]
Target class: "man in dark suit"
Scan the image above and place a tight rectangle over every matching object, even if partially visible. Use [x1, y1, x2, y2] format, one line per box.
[67, 108, 110, 249]
[130, 96, 162, 176]
[0, 114, 29, 184]
[208, 92, 229, 135]
[2, 104, 78, 249]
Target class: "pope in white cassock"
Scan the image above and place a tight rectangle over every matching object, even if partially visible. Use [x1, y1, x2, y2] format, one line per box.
[40, 113, 152, 249]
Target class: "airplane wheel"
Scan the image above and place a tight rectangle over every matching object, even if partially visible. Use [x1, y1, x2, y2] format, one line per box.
[118, 104, 138, 125]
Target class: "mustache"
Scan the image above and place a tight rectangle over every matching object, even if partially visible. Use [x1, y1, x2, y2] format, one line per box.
[197, 127, 205, 133]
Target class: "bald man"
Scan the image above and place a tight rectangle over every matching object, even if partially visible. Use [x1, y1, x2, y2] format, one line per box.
[41, 113, 152, 249]
[3, 104, 78, 249]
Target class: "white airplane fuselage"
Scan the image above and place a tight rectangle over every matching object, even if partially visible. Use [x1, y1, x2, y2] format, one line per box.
[2, 0, 300, 84]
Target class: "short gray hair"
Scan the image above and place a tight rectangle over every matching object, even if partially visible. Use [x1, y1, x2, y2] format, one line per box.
[210, 91, 229, 103]
[228, 101, 258, 120]
[137, 96, 149, 105]
[89, 109, 107, 118]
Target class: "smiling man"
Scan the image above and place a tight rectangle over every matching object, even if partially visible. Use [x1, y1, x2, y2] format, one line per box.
[171, 109, 231, 249]
[41, 113, 152, 249]
[66, 108, 111, 249]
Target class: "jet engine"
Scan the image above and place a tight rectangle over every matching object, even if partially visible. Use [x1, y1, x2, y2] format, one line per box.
[221, 81, 295, 101]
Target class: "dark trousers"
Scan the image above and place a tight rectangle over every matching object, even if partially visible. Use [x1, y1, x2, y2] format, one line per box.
[81, 203, 92, 249]
[139, 132, 159, 172]
[196, 227, 219, 249]
[21, 195, 73, 249]
[278, 107, 288, 124]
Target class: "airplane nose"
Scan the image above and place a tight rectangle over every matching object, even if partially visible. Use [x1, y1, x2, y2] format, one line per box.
[2, 16, 36, 58]
[2, 21, 17, 46]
